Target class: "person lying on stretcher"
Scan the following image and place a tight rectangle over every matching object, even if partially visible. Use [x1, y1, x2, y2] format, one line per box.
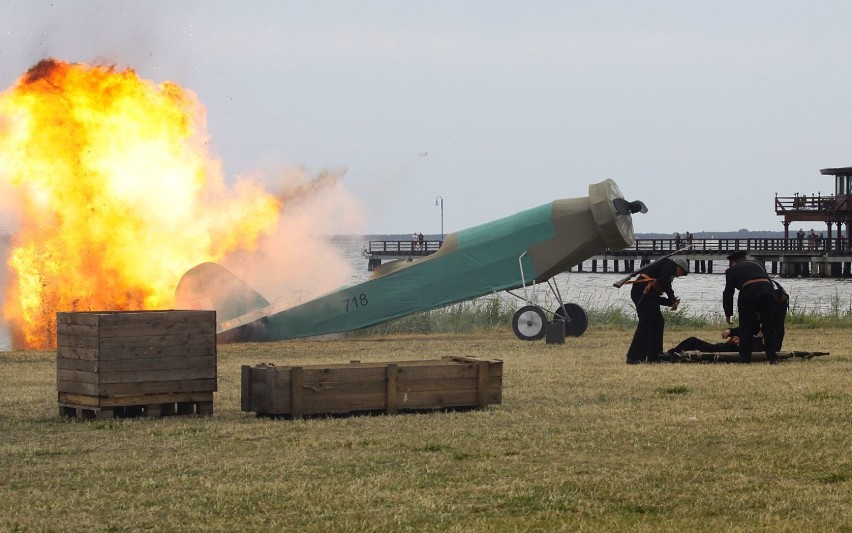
[667, 326, 765, 354]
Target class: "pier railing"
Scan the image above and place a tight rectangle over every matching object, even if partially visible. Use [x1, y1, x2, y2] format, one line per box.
[775, 194, 837, 213]
[365, 237, 852, 258]
[623, 237, 851, 254]
[364, 237, 852, 276]
[365, 240, 443, 256]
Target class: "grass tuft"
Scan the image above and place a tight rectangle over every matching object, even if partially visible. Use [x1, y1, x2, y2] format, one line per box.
[659, 385, 690, 395]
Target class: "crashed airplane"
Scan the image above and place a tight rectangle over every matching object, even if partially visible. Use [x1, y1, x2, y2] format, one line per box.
[176, 179, 646, 342]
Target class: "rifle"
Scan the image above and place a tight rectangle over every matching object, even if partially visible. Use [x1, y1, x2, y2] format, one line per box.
[612, 246, 692, 288]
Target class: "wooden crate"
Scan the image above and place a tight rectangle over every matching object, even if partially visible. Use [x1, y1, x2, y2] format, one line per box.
[56, 310, 217, 419]
[241, 356, 502, 418]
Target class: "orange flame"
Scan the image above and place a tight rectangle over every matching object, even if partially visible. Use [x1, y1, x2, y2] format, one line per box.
[0, 59, 282, 349]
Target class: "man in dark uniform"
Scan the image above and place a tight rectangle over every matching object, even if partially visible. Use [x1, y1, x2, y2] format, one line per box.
[626, 256, 688, 364]
[722, 251, 779, 364]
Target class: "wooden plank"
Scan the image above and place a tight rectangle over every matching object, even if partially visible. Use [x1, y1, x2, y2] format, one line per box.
[96, 366, 217, 384]
[58, 365, 216, 385]
[58, 391, 213, 407]
[56, 346, 100, 361]
[139, 310, 215, 325]
[247, 367, 268, 412]
[291, 367, 303, 419]
[98, 332, 216, 350]
[57, 357, 99, 373]
[397, 377, 479, 392]
[386, 364, 398, 415]
[302, 366, 389, 383]
[57, 355, 216, 373]
[69, 310, 215, 327]
[56, 322, 99, 337]
[272, 368, 292, 415]
[99, 355, 215, 372]
[299, 375, 388, 395]
[98, 321, 215, 338]
[265, 365, 278, 414]
[476, 359, 489, 408]
[294, 387, 501, 414]
[302, 393, 387, 413]
[241, 365, 251, 412]
[57, 343, 216, 361]
[108, 344, 217, 360]
[396, 364, 490, 381]
[400, 389, 501, 409]
[57, 379, 98, 396]
[57, 369, 99, 385]
[57, 392, 101, 407]
[96, 378, 217, 396]
[447, 355, 503, 365]
[56, 313, 101, 327]
[57, 334, 99, 350]
[302, 363, 478, 382]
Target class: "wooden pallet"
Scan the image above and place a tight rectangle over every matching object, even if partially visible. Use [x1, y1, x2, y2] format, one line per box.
[241, 356, 502, 418]
[59, 392, 214, 419]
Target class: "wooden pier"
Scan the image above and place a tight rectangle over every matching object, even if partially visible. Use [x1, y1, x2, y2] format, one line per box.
[365, 165, 852, 278]
[579, 237, 852, 277]
[364, 238, 852, 278]
[363, 240, 443, 271]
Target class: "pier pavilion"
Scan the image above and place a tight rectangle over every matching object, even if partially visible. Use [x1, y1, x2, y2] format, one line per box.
[775, 166, 852, 242]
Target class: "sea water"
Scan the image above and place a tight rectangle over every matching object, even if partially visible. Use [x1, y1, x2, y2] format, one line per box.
[2, 236, 851, 351]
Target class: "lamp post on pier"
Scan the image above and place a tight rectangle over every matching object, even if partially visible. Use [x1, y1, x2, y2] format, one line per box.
[435, 195, 444, 240]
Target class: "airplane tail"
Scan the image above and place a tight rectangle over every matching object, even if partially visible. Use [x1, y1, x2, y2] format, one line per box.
[175, 262, 270, 330]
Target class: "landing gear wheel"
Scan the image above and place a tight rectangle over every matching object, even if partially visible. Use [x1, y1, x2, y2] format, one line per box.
[512, 305, 547, 341]
[553, 303, 588, 337]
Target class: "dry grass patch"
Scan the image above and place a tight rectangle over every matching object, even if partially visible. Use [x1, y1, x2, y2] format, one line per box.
[1, 326, 849, 532]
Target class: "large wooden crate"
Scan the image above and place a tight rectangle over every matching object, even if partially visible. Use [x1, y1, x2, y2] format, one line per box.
[56, 310, 217, 419]
[241, 356, 502, 418]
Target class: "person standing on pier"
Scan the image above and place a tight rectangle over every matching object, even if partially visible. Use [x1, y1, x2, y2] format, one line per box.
[722, 251, 779, 364]
[625, 256, 689, 364]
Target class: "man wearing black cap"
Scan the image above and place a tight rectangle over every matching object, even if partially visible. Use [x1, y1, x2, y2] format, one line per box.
[625, 256, 689, 364]
[722, 251, 779, 364]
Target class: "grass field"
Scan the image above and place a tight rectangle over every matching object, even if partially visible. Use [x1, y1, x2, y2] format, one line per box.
[1, 324, 849, 532]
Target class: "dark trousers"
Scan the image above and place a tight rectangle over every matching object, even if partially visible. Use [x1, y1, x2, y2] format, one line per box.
[668, 337, 733, 353]
[737, 284, 778, 363]
[627, 288, 664, 363]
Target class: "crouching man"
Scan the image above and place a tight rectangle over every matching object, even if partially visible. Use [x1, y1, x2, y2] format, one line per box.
[722, 251, 779, 364]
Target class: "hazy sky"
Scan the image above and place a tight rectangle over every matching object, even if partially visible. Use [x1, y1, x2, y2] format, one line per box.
[2, 1, 852, 235]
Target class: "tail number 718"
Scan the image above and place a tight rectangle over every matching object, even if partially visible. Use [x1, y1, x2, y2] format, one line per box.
[344, 293, 369, 312]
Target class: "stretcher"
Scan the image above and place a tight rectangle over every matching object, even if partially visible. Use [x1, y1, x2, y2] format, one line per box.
[660, 350, 830, 364]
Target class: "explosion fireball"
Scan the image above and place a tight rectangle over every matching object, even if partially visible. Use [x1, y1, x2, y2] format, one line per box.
[0, 59, 284, 349]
